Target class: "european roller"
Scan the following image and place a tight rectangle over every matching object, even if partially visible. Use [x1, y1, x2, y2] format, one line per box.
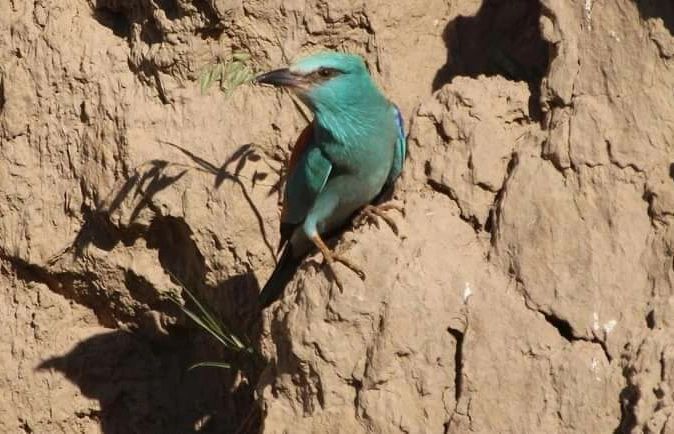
[255, 52, 406, 309]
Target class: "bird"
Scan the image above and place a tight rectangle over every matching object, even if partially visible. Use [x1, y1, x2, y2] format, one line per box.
[255, 51, 406, 309]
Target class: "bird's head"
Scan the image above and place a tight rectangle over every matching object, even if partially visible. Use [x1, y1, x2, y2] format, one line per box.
[255, 52, 382, 114]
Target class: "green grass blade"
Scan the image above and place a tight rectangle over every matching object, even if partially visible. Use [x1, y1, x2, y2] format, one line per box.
[166, 272, 246, 351]
[211, 62, 225, 82]
[180, 305, 232, 349]
[199, 52, 254, 96]
[230, 66, 251, 87]
[232, 52, 251, 62]
[199, 69, 213, 94]
[188, 361, 232, 371]
[182, 298, 244, 350]
[181, 287, 246, 350]
[180, 286, 226, 336]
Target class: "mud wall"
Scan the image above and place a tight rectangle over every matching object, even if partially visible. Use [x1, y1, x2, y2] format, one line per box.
[1, 0, 673, 433]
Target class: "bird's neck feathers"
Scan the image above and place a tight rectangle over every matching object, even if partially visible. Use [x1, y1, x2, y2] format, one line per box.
[311, 91, 389, 145]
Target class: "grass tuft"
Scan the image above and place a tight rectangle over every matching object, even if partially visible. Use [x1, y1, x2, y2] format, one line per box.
[198, 51, 255, 96]
[166, 272, 257, 370]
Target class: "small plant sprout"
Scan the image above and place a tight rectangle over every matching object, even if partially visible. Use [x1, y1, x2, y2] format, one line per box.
[166, 273, 256, 371]
[198, 51, 255, 96]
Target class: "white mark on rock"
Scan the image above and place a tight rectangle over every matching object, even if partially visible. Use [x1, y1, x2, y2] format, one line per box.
[593, 313, 617, 335]
[463, 282, 472, 304]
[584, 0, 593, 29]
[591, 357, 602, 381]
[609, 30, 621, 42]
[603, 319, 617, 335]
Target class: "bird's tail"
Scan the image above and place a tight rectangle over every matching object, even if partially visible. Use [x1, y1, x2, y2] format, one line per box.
[258, 243, 301, 310]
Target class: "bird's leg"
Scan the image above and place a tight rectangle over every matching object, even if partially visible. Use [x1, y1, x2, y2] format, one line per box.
[310, 234, 366, 291]
[356, 202, 405, 235]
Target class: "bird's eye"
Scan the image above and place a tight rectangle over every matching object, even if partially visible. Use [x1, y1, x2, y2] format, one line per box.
[317, 68, 338, 78]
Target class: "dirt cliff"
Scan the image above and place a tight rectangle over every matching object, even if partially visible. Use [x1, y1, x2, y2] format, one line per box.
[1, 0, 673, 433]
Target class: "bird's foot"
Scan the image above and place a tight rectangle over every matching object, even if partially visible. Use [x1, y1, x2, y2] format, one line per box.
[311, 235, 365, 292]
[356, 202, 405, 235]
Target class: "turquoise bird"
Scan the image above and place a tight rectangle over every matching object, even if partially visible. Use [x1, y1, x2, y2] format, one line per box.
[256, 52, 406, 309]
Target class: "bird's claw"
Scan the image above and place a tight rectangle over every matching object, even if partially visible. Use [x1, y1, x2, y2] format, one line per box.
[324, 253, 366, 292]
[331, 253, 366, 279]
[311, 235, 365, 292]
[357, 203, 405, 235]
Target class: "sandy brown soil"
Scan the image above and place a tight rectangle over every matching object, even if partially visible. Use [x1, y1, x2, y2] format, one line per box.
[1, 0, 673, 433]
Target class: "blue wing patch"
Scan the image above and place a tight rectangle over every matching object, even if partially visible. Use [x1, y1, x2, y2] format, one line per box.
[386, 104, 406, 186]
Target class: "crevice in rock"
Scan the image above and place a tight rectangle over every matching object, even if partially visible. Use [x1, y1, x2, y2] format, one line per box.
[427, 179, 482, 231]
[349, 377, 363, 417]
[646, 309, 656, 329]
[92, 7, 131, 38]
[0, 77, 5, 114]
[541, 311, 575, 341]
[444, 322, 470, 433]
[156, 0, 180, 21]
[193, 0, 225, 37]
[433, 0, 550, 119]
[18, 419, 33, 434]
[79, 101, 89, 123]
[588, 337, 613, 364]
[447, 326, 465, 402]
[636, 0, 674, 35]
[313, 366, 326, 411]
[539, 309, 612, 362]
[513, 277, 614, 363]
[614, 380, 639, 433]
[485, 152, 519, 241]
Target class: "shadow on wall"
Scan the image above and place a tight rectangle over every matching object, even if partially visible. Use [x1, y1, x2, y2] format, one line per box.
[90, 0, 225, 43]
[636, 0, 674, 34]
[38, 330, 255, 434]
[87, 141, 281, 263]
[433, 0, 549, 116]
[64, 140, 278, 327]
[157, 140, 284, 261]
[41, 142, 277, 432]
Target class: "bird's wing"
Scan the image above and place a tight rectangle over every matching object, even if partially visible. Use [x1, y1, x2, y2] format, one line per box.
[278, 121, 332, 249]
[385, 104, 406, 186]
[286, 121, 313, 175]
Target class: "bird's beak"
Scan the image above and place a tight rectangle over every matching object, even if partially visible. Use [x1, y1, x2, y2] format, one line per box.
[255, 68, 305, 88]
